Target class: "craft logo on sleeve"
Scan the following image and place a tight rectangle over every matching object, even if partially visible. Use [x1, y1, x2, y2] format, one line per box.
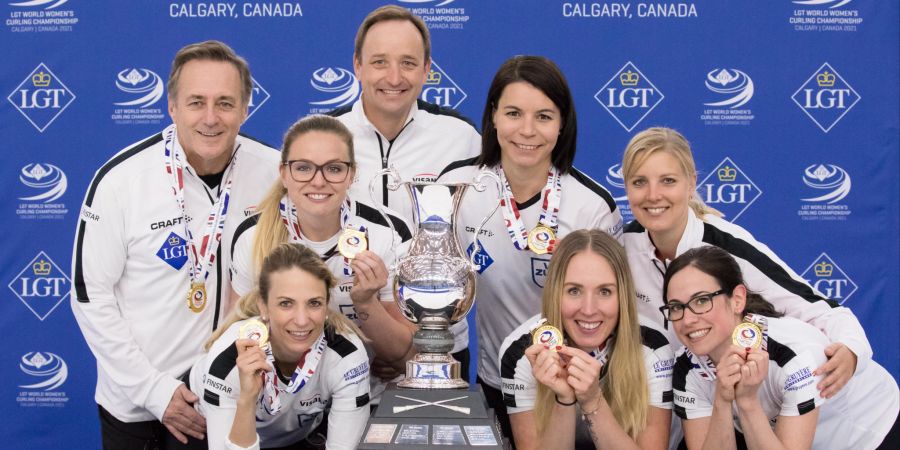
[797, 163, 851, 221]
[16, 352, 69, 408]
[168, 2, 303, 19]
[7, 63, 75, 132]
[700, 68, 755, 126]
[562, 1, 698, 19]
[789, 0, 862, 32]
[246, 76, 270, 120]
[399, 0, 469, 30]
[308, 66, 360, 114]
[420, 60, 467, 109]
[8, 251, 70, 321]
[16, 162, 68, 220]
[595, 62, 664, 132]
[791, 63, 859, 133]
[604, 163, 632, 222]
[801, 253, 857, 304]
[110, 68, 165, 125]
[5, 0, 78, 32]
[697, 157, 762, 223]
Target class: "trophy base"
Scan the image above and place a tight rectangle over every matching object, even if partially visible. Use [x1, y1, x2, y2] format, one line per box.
[398, 353, 468, 389]
[359, 383, 509, 449]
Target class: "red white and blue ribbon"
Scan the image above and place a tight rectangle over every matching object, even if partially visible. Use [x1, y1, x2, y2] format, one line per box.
[260, 330, 327, 415]
[496, 165, 562, 252]
[278, 195, 364, 276]
[162, 124, 237, 292]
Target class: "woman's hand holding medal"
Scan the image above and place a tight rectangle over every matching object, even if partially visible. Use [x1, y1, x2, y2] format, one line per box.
[348, 250, 388, 307]
[235, 320, 271, 401]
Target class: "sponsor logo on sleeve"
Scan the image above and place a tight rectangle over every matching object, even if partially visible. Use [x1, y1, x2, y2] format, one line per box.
[343, 361, 369, 383]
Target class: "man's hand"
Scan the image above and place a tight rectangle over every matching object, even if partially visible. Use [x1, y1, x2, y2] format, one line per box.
[815, 343, 858, 399]
[162, 384, 206, 444]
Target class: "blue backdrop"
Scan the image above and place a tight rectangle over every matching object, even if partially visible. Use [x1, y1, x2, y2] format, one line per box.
[2, 1, 897, 448]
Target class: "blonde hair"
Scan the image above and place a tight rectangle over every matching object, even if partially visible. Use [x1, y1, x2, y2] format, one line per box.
[207, 243, 363, 349]
[252, 115, 356, 269]
[534, 230, 649, 438]
[621, 127, 721, 218]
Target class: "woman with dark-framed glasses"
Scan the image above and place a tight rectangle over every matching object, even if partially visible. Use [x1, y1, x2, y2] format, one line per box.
[620, 127, 871, 400]
[228, 115, 416, 403]
[664, 246, 898, 450]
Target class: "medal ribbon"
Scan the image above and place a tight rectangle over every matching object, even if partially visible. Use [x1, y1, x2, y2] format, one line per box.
[163, 124, 237, 291]
[496, 166, 562, 252]
[278, 195, 364, 276]
[259, 331, 327, 415]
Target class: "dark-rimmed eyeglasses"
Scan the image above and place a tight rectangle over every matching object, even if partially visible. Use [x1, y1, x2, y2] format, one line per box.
[283, 159, 352, 183]
[659, 289, 727, 321]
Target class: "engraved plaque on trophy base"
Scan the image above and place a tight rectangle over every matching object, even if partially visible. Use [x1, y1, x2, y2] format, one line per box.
[359, 384, 509, 449]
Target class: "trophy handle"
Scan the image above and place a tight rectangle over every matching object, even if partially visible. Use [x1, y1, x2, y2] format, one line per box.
[370, 166, 403, 271]
[468, 169, 502, 270]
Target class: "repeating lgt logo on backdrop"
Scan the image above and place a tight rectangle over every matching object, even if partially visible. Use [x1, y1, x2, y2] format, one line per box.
[398, 0, 470, 30]
[700, 68, 755, 126]
[797, 163, 851, 221]
[16, 351, 69, 408]
[801, 253, 857, 304]
[789, 0, 862, 32]
[604, 164, 633, 223]
[110, 68, 165, 125]
[792, 63, 859, 133]
[697, 157, 762, 223]
[7, 63, 75, 132]
[16, 163, 69, 220]
[421, 60, 467, 109]
[595, 62, 664, 132]
[5, 0, 78, 33]
[247, 77, 270, 120]
[7, 251, 71, 321]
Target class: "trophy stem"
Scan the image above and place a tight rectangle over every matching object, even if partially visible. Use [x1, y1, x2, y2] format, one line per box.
[398, 316, 468, 389]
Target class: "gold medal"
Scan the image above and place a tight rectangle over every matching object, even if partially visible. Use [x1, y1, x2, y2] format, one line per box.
[338, 228, 367, 259]
[527, 225, 556, 255]
[532, 324, 563, 350]
[732, 322, 763, 349]
[239, 319, 269, 348]
[187, 282, 207, 313]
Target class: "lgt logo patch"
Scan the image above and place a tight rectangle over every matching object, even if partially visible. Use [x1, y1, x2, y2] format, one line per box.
[420, 60, 467, 109]
[156, 232, 188, 270]
[467, 241, 493, 274]
[246, 77, 270, 120]
[8, 251, 71, 321]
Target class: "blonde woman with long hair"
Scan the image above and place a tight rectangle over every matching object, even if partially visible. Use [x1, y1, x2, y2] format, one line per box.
[620, 126, 871, 399]
[229, 115, 419, 393]
[189, 243, 370, 450]
[499, 230, 674, 449]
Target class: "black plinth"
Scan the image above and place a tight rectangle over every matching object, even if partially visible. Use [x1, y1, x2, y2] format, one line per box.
[358, 383, 509, 449]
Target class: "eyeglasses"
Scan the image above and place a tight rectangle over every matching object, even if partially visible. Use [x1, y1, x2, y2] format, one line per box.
[659, 289, 727, 321]
[283, 159, 352, 183]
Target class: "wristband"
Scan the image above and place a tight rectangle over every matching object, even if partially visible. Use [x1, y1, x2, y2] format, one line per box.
[555, 394, 576, 406]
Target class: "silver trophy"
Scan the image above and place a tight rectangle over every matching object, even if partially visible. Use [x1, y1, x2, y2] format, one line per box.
[372, 167, 500, 389]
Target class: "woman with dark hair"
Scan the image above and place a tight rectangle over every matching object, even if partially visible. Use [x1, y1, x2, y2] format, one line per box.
[620, 126, 871, 399]
[665, 246, 898, 450]
[499, 230, 674, 449]
[190, 243, 371, 450]
[440, 55, 623, 439]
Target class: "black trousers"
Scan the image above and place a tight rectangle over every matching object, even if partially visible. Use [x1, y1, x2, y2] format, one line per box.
[98, 405, 207, 450]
